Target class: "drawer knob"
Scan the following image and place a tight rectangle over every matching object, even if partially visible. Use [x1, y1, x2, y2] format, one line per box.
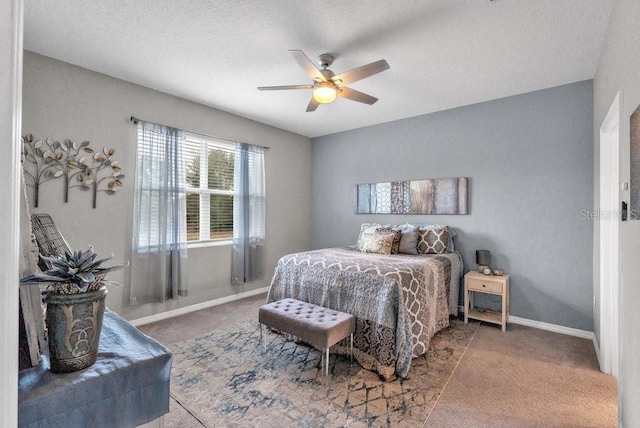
[482, 284, 486, 287]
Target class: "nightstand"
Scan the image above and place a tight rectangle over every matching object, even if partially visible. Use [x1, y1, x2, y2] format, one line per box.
[464, 271, 510, 331]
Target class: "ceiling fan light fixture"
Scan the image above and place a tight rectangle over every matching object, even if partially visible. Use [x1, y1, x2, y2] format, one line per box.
[258, 50, 390, 111]
[313, 82, 337, 104]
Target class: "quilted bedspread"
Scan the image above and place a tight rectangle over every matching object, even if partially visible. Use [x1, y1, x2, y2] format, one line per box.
[266, 247, 462, 380]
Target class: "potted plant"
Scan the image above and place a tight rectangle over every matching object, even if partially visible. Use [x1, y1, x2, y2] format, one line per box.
[20, 246, 126, 373]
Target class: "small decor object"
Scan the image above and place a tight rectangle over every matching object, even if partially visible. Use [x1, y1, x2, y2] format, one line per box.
[476, 249, 491, 273]
[482, 267, 493, 275]
[493, 269, 504, 276]
[355, 177, 468, 215]
[20, 246, 126, 373]
[21, 133, 125, 208]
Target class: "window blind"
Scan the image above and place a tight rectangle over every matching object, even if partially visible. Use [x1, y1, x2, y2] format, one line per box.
[183, 135, 235, 242]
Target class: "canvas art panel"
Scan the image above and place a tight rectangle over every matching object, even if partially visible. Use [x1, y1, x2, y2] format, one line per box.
[356, 177, 468, 215]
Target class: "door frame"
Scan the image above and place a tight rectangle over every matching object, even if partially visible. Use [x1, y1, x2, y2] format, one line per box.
[0, 0, 24, 423]
[598, 91, 622, 377]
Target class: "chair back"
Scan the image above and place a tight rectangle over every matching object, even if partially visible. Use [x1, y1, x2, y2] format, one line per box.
[30, 213, 72, 271]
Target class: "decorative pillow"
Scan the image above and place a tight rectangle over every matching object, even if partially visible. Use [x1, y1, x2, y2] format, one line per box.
[446, 226, 456, 252]
[357, 223, 401, 254]
[417, 225, 449, 254]
[395, 224, 419, 255]
[359, 229, 399, 255]
[357, 223, 381, 250]
[416, 224, 456, 251]
[375, 225, 401, 254]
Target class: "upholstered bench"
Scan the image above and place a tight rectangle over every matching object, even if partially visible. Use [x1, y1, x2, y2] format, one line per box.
[258, 299, 355, 376]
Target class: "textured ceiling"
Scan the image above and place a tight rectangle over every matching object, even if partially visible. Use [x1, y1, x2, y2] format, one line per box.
[24, 0, 613, 138]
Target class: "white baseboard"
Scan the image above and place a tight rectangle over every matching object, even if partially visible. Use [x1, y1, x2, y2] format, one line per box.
[458, 307, 596, 339]
[508, 315, 596, 341]
[508, 316, 600, 362]
[591, 335, 602, 367]
[458, 307, 599, 354]
[129, 287, 269, 327]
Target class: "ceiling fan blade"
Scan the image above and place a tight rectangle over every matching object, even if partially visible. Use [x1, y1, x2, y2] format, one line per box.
[257, 84, 314, 91]
[338, 87, 379, 105]
[332, 59, 390, 85]
[306, 97, 320, 112]
[289, 50, 325, 82]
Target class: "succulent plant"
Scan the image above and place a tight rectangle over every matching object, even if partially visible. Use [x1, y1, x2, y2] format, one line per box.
[20, 246, 127, 295]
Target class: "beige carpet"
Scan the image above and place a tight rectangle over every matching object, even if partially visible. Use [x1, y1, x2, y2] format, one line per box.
[168, 319, 478, 427]
[425, 324, 617, 427]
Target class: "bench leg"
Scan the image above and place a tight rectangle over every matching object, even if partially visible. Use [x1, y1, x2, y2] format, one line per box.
[325, 348, 329, 376]
[350, 333, 353, 366]
[259, 323, 265, 353]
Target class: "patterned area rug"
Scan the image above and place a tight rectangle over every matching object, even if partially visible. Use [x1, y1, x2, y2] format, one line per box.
[170, 319, 479, 427]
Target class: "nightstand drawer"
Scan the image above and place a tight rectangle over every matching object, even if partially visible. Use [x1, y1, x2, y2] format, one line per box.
[467, 277, 503, 293]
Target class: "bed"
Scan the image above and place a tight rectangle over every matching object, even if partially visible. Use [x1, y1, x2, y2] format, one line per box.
[266, 235, 462, 380]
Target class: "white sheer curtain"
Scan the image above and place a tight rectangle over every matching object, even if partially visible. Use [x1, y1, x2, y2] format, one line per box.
[232, 143, 265, 284]
[130, 121, 188, 304]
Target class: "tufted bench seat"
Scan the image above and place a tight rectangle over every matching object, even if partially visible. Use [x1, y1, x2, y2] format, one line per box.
[259, 299, 355, 376]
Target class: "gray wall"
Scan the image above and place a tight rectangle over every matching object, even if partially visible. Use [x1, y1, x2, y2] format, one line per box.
[594, 0, 640, 423]
[22, 51, 312, 320]
[312, 81, 594, 331]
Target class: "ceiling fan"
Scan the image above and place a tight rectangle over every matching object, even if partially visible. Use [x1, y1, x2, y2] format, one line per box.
[258, 50, 390, 112]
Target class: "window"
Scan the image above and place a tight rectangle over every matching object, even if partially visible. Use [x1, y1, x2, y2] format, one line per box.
[183, 135, 235, 242]
[133, 119, 265, 294]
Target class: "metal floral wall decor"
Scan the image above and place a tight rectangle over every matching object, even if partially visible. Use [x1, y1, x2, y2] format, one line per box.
[355, 177, 468, 215]
[21, 133, 125, 208]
